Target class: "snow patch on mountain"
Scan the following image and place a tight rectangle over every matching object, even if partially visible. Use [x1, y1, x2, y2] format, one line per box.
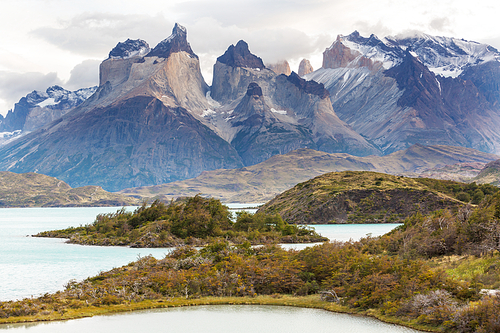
[389, 32, 500, 77]
[37, 98, 56, 108]
[332, 31, 500, 78]
[271, 108, 287, 115]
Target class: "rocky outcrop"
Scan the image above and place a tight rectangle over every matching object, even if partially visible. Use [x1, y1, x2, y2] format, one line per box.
[216, 40, 265, 69]
[229, 82, 316, 165]
[298, 59, 313, 76]
[267, 60, 291, 75]
[211, 41, 275, 105]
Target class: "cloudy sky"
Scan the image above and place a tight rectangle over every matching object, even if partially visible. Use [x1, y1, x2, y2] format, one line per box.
[0, 0, 499, 115]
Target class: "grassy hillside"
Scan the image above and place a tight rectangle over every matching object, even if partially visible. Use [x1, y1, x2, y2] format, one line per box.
[0, 171, 140, 207]
[258, 171, 499, 224]
[474, 159, 500, 186]
[120, 145, 499, 203]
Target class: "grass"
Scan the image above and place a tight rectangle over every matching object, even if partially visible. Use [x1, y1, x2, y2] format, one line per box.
[429, 253, 500, 289]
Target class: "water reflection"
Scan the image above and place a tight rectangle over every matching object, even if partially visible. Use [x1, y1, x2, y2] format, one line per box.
[1, 305, 422, 332]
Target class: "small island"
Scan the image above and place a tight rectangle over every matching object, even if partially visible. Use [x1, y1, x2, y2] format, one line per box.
[35, 195, 328, 247]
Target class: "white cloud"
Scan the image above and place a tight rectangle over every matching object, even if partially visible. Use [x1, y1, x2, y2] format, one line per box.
[65, 60, 101, 90]
[0, 72, 63, 115]
[31, 12, 174, 57]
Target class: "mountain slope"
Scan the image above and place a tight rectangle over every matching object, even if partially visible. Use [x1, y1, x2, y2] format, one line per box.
[0, 24, 243, 191]
[0, 171, 139, 207]
[120, 145, 499, 203]
[474, 159, 500, 186]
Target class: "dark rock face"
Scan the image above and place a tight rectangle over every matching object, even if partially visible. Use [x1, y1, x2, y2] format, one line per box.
[461, 61, 500, 107]
[229, 83, 316, 165]
[246, 82, 263, 96]
[108, 39, 150, 59]
[285, 72, 329, 99]
[147, 23, 198, 59]
[217, 40, 265, 69]
[0, 96, 243, 191]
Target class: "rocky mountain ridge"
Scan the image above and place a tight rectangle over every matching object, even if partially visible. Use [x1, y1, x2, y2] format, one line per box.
[0, 85, 96, 143]
[306, 31, 500, 154]
[1, 25, 500, 192]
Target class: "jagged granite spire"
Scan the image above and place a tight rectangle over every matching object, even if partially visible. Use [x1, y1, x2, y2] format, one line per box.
[147, 23, 198, 59]
[217, 40, 265, 69]
[285, 72, 329, 99]
[108, 39, 150, 59]
[298, 59, 313, 76]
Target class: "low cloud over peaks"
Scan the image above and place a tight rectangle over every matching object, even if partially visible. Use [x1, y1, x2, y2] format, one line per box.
[31, 13, 174, 57]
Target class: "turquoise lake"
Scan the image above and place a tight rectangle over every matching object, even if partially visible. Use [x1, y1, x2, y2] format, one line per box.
[0, 206, 400, 301]
[0, 206, 416, 332]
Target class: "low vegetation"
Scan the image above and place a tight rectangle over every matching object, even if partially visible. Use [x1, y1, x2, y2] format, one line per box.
[259, 171, 498, 224]
[0, 171, 140, 207]
[35, 195, 327, 247]
[3, 192, 500, 332]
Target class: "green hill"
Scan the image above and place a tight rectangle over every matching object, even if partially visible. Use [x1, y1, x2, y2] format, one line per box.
[0, 171, 140, 207]
[258, 171, 499, 224]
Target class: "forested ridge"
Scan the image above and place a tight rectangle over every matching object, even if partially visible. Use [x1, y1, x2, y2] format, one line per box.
[35, 195, 327, 247]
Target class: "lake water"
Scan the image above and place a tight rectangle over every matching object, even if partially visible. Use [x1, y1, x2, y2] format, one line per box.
[0, 305, 421, 333]
[0, 206, 400, 301]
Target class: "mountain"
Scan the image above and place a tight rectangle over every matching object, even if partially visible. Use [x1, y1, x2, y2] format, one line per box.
[305, 31, 500, 154]
[0, 24, 243, 191]
[0, 85, 96, 142]
[119, 145, 499, 203]
[1, 26, 500, 193]
[207, 40, 380, 161]
[0, 171, 139, 207]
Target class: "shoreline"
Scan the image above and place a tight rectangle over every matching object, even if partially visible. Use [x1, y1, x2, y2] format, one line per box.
[0, 295, 436, 332]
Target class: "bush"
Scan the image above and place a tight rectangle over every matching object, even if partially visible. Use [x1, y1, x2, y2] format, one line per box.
[457, 192, 471, 203]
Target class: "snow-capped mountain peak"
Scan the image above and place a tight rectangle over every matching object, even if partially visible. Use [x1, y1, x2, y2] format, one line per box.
[324, 31, 500, 78]
[335, 31, 404, 70]
[108, 39, 150, 60]
[146, 22, 197, 59]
